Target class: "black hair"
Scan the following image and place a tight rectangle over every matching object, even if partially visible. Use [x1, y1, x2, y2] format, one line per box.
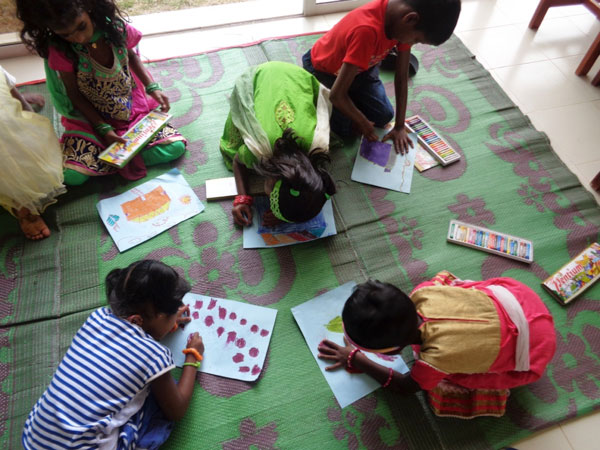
[16, 0, 127, 61]
[255, 128, 336, 223]
[342, 280, 418, 349]
[404, 0, 461, 46]
[105, 260, 191, 318]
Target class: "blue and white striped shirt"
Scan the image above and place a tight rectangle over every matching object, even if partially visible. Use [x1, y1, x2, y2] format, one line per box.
[22, 307, 175, 449]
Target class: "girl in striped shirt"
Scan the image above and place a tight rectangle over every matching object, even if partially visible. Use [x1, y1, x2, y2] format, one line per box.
[23, 260, 204, 449]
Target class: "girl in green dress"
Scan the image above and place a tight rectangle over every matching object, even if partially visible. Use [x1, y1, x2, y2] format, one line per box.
[220, 61, 336, 227]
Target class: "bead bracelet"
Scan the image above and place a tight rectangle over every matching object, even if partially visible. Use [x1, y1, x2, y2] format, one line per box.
[382, 367, 394, 388]
[345, 348, 363, 374]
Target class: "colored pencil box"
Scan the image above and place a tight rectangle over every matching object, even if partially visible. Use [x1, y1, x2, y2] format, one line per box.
[447, 220, 533, 264]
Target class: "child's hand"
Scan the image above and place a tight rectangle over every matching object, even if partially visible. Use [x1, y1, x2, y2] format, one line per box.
[357, 119, 378, 142]
[150, 90, 170, 112]
[175, 305, 191, 328]
[232, 204, 253, 227]
[102, 130, 127, 147]
[383, 127, 414, 155]
[187, 332, 204, 355]
[317, 337, 353, 371]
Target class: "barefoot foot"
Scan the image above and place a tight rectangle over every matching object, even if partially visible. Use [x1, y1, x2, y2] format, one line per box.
[16, 208, 50, 240]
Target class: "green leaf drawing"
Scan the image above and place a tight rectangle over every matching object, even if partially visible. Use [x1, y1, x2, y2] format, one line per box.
[325, 315, 343, 333]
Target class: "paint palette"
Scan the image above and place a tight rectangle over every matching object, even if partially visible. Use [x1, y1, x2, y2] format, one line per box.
[447, 220, 533, 264]
[161, 293, 277, 381]
[404, 115, 460, 166]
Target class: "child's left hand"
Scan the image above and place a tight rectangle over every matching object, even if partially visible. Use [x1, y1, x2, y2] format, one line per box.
[175, 305, 191, 328]
[149, 90, 171, 112]
[317, 337, 353, 371]
[383, 127, 414, 155]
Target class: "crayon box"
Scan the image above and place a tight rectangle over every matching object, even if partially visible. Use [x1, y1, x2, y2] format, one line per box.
[542, 242, 600, 305]
[99, 110, 171, 168]
[405, 115, 460, 166]
[447, 220, 533, 264]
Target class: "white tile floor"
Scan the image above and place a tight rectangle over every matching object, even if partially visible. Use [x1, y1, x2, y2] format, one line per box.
[1, 0, 600, 447]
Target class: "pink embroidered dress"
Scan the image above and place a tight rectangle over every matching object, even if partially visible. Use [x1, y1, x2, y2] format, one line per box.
[46, 24, 185, 178]
[408, 271, 556, 418]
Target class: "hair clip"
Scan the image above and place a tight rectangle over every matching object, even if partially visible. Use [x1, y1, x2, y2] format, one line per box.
[324, 193, 330, 200]
[289, 188, 300, 197]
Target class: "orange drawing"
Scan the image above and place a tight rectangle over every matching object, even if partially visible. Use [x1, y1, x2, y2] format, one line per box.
[121, 186, 171, 223]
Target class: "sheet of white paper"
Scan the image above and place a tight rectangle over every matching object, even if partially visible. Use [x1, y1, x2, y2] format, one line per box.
[291, 282, 409, 409]
[161, 293, 277, 382]
[243, 197, 336, 249]
[351, 133, 417, 193]
[96, 168, 204, 252]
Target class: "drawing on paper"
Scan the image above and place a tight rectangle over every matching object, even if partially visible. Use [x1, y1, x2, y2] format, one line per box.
[121, 186, 171, 223]
[96, 168, 204, 252]
[161, 293, 277, 381]
[359, 139, 397, 172]
[350, 133, 417, 193]
[291, 282, 409, 408]
[256, 197, 326, 245]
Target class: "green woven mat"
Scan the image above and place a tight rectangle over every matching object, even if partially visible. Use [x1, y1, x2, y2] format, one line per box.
[1, 33, 599, 449]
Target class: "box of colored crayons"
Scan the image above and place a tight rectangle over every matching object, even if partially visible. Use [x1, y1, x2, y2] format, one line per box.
[99, 110, 171, 168]
[447, 220, 533, 264]
[542, 242, 600, 305]
[405, 115, 461, 166]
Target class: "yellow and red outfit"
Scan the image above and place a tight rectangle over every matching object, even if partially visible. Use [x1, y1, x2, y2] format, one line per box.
[409, 272, 556, 418]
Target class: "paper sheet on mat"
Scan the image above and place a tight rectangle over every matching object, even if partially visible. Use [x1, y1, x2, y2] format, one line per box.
[351, 133, 417, 192]
[291, 282, 409, 408]
[243, 197, 336, 248]
[161, 293, 277, 382]
[97, 168, 204, 252]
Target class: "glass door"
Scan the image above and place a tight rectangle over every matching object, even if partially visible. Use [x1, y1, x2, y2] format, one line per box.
[303, 0, 369, 16]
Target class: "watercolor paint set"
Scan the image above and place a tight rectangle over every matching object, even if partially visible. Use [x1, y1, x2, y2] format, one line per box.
[447, 220, 533, 263]
[404, 115, 461, 166]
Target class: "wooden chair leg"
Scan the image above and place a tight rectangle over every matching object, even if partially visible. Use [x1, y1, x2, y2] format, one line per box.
[592, 69, 600, 86]
[529, 0, 585, 29]
[576, 32, 600, 76]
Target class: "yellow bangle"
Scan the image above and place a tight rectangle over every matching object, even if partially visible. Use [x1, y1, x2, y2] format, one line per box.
[182, 348, 203, 361]
[183, 361, 201, 369]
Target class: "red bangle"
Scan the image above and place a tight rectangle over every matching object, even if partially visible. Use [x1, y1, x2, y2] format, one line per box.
[233, 195, 253, 206]
[345, 348, 363, 373]
[382, 367, 394, 388]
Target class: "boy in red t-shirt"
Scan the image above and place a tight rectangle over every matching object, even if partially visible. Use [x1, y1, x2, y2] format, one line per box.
[303, 0, 461, 154]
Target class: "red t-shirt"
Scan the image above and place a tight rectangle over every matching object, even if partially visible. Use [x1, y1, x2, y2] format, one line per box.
[310, 0, 411, 75]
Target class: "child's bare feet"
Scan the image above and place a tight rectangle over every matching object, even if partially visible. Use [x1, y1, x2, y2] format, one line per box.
[16, 208, 50, 240]
[22, 93, 45, 112]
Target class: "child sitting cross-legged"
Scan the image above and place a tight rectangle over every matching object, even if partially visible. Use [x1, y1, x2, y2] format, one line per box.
[318, 272, 556, 418]
[16, 0, 187, 185]
[22, 260, 204, 449]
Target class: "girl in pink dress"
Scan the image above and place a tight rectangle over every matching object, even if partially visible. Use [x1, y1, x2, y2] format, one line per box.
[17, 0, 187, 185]
[318, 271, 556, 418]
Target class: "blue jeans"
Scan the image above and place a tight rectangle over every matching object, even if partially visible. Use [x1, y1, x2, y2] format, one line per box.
[302, 50, 394, 137]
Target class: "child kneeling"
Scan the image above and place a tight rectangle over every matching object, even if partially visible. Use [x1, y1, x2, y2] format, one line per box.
[22, 260, 203, 449]
[318, 271, 556, 418]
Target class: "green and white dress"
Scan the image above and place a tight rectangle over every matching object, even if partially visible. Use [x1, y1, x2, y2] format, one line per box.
[220, 61, 331, 170]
